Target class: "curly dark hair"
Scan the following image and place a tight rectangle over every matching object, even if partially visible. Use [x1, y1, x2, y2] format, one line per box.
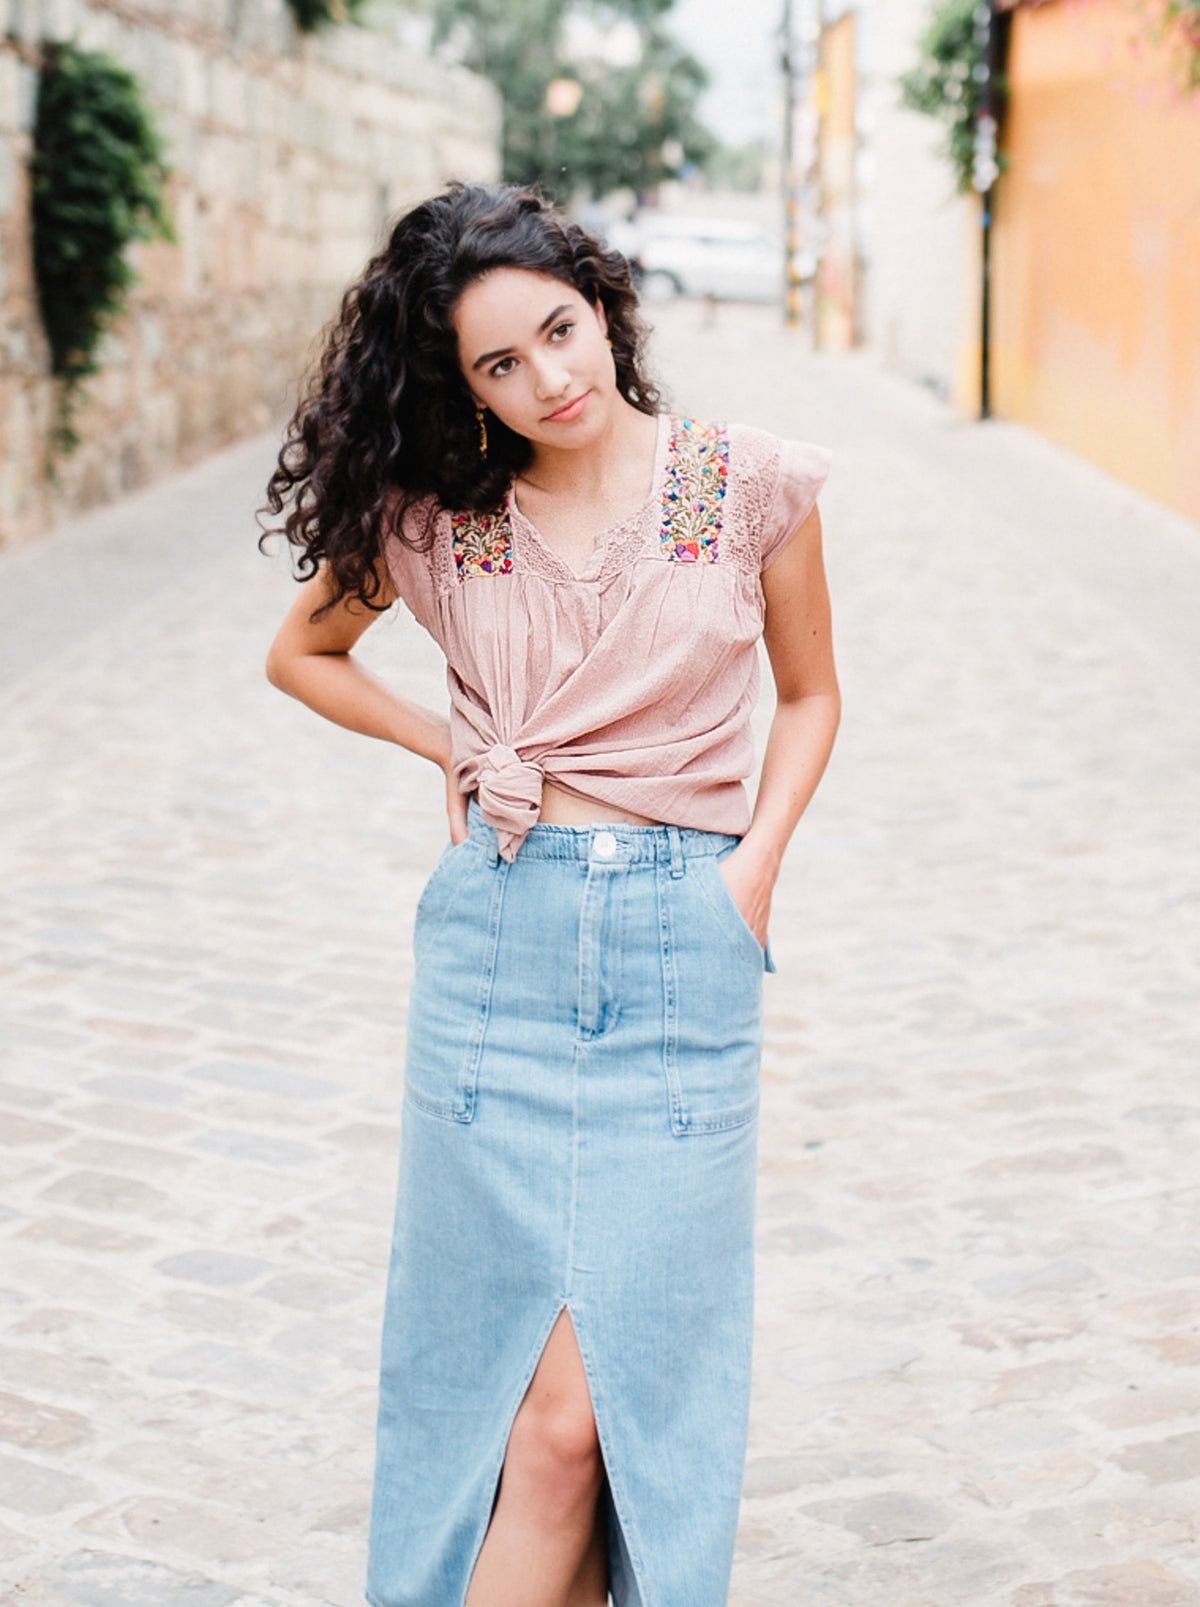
[259, 181, 663, 617]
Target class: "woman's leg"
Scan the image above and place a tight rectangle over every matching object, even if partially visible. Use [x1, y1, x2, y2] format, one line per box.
[564, 1485, 608, 1606]
[465, 1308, 608, 1607]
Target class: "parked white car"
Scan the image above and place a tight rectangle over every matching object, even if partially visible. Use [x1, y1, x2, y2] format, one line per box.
[609, 216, 809, 304]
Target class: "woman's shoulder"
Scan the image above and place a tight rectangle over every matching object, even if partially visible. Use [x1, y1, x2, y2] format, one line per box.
[726, 414, 828, 459]
[670, 416, 831, 570]
[664, 414, 830, 480]
[384, 485, 440, 535]
[379, 489, 454, 621]
[385, 484, 518, 595]
[719, 419, 833, 503]
[386, 487, 480, 569]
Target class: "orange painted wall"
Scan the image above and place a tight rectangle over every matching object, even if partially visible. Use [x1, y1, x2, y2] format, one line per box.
[990, 0, 1200, 522]
[817, 12, 859, 349]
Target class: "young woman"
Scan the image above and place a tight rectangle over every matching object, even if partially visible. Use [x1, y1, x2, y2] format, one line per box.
[262, 181, 839, 1607]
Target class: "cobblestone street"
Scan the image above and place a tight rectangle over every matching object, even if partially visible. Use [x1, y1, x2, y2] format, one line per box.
[2, 301, 1199, 1606]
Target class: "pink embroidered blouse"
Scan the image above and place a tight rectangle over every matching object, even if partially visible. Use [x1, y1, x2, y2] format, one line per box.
[383, 414, 832, 861]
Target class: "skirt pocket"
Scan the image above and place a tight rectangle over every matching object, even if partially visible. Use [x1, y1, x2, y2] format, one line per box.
[412, 837, 473, 945]
[404, 844, 509, 1123]
[660, 854, 763, 1137]
[700, 849, 768, 963]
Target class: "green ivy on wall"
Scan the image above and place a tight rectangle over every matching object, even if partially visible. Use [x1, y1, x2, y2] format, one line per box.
[285, 0, 366, 33]
[32, 41, 175, 451]
[1160, 0, 1200, 89]
[898, 0, 1008, 194]
[902, 0, 1197, 185]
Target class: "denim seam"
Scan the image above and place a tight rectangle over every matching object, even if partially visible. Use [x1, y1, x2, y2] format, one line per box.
[564, 1039, 582, 1298]
[404, 1084, 472, 1123]
[661, 856, 762, 1138]
[656, 860, 686, 1135]
[674, 1094, 760, 1135]
[575, 864, 601, 1040]
[456, 856, 509, 1120]
[407, 853, 508, 1125]
[567, 1302, 653, 1603]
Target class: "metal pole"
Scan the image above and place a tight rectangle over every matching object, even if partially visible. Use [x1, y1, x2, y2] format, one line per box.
[980, 187, 992, 418]
[781, 0, 801, 326]
[972, 0, 996, 419]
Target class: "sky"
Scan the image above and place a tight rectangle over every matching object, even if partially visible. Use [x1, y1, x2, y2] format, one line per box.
[668, 0, 787, 147]
[666, 0, 876, 149]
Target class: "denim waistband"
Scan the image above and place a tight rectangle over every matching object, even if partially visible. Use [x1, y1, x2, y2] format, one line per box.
[465, 794, 740, 864]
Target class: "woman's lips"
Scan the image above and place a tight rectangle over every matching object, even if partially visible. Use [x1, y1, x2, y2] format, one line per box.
[544, 391, 589, 422]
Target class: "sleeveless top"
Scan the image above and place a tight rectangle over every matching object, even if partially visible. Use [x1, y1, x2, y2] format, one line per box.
[382, 414, 832, 861]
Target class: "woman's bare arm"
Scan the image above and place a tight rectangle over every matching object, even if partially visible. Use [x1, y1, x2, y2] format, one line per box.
[718, 504, 841, 945]
[265, 560, 469, 839]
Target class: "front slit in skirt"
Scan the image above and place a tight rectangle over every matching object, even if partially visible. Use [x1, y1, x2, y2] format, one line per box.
[366, 797, 771, 1607]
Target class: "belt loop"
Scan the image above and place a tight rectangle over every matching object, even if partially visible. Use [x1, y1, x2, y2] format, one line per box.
[485, 824, 499, 869]
[667, 825, 684, 878]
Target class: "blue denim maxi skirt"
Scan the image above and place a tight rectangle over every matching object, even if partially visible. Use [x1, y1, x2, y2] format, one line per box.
[366, 798, 772, 1607]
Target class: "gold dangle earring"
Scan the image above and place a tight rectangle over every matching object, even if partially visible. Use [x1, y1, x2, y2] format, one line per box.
[475, 405, 488, 459]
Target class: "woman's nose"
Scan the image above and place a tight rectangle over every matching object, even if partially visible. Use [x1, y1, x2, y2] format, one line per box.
[532, 354, 572, 399]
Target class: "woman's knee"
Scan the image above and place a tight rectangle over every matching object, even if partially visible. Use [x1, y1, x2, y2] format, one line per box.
[508, 1390, 602, 1498]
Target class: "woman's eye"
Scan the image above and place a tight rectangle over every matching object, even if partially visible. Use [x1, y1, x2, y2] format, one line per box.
[487, 323, 571, 377]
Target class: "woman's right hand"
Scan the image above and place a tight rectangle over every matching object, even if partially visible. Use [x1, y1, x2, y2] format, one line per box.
[265, 559, 460, 793]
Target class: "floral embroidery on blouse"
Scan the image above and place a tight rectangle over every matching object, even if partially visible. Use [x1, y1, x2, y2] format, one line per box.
[660, 416, 729, 563]
[451, 505, 514, 580]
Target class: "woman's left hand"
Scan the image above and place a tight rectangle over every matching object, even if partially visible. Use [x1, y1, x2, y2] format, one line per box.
[717, 838, 779, 950]
[717, 497, 839, 954]
[446, 769, 470, 845]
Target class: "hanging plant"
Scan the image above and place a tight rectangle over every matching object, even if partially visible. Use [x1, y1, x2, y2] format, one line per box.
[285, 0, 366, 33]
[1158, 0, 1200, 90]
[31, 40, 175, 452]
[898, 0, 1008, 194]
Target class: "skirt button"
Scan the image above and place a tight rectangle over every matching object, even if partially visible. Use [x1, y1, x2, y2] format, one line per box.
[593, 831, 617, 860]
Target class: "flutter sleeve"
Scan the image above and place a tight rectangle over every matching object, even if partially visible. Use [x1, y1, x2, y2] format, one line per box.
[381, 492, 441, 633]
[759, 438, 833, 571]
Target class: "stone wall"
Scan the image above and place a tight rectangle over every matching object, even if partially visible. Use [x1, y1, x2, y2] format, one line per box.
[0, 0, 499, 547]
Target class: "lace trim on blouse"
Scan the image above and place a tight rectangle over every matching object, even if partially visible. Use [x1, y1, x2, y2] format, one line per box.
[730, 430, 783, 575]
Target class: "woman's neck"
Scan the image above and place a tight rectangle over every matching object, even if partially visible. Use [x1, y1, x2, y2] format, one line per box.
[520, 397, 658, 504]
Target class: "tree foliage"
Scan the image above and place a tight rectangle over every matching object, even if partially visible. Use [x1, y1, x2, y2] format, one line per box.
[285, 0, 367, 34]
[900, 0, 1197, 197]
[1159, 0, 1200, 90]
[898, 0, 1007, 194]
[431, 0, 714, 197]
[32, 41, 175, 448]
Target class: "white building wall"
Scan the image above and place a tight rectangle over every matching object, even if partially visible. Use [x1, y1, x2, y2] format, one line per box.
[866, 0, 972, 397]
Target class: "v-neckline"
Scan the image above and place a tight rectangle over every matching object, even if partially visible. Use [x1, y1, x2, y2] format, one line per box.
[506, 412, 670, 583]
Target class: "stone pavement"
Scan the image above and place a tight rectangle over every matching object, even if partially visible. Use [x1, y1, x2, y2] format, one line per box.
[2, 300, 1199, 1607]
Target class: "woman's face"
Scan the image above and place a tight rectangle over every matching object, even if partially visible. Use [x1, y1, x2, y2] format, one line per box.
[453, 268, 615, 451]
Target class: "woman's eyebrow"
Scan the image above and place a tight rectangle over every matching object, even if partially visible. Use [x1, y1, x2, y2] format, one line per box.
[471, 304, 574, 370]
